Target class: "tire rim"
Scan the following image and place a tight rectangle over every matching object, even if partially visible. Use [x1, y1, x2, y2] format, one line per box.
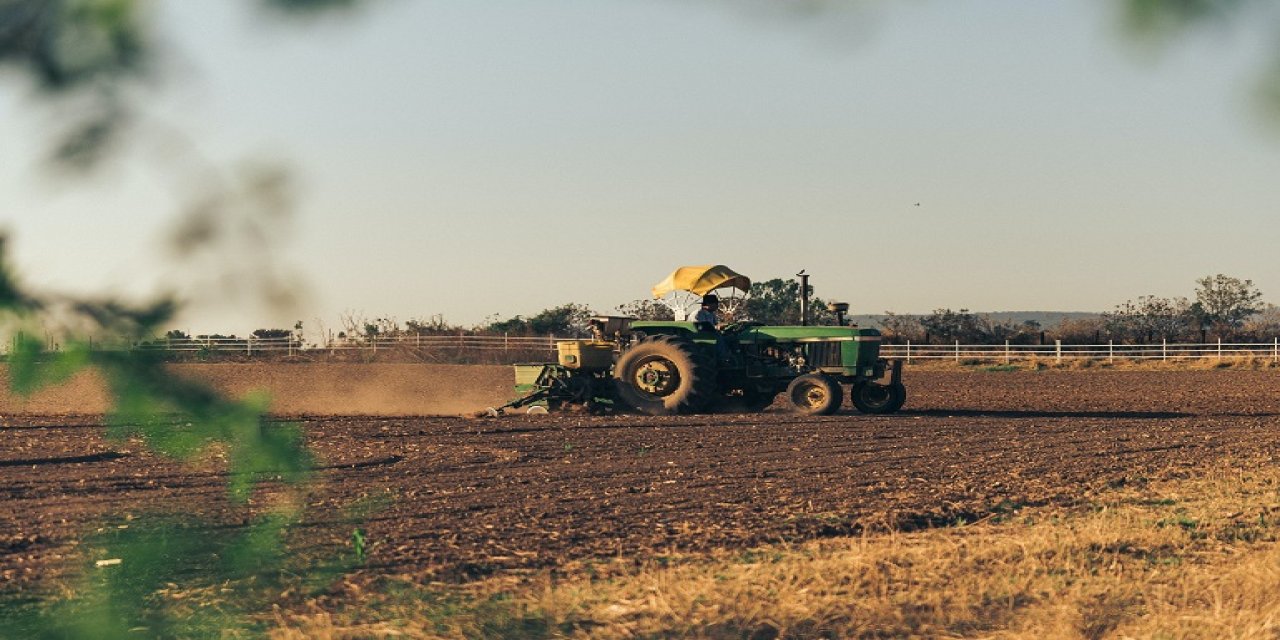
[862, 385, 891, 407]
[794, 382, 826, 408]
[633, 357, 680, 396]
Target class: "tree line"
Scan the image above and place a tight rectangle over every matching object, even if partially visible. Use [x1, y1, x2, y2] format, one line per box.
[880, 275, 1275, 345]
[192, 273, 1273, 347]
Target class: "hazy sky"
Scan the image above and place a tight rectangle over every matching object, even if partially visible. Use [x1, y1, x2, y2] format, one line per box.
[3, 0, 1279, 334]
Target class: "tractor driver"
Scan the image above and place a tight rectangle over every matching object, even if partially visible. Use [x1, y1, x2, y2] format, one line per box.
[694, 294, 720, 332]
[695, 294, 734, 362]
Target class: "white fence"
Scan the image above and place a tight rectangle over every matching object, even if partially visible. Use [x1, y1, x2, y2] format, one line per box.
[133, 334, 562, 356]
[880, 339, 1280, 363]
[6, 334, 1280, 363]
[3, 333, 561, 357]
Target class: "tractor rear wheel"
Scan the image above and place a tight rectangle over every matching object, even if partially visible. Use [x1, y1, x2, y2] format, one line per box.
[786, 373, 841, 415]
[613, 335, 717, 415]
[850, 381, 907, 414]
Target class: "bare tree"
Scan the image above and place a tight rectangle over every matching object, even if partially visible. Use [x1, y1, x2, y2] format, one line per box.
[878, 312, 924, 343]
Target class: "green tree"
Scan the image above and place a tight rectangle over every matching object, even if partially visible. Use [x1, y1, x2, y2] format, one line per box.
[404, 314, 458, 335]
[482, 303, 594, 336]
[1193, 274, 1265, 333]
[919, 308, 984, 343]
[251, 328, 293, 340]
[616, 299, 675, 321]
[742, 277, 835, 325]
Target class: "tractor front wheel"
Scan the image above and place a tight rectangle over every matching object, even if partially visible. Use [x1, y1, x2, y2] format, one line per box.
[613, 335, 716, 415]
[850, 381, 906, 414]
[786, 373, 841, 415]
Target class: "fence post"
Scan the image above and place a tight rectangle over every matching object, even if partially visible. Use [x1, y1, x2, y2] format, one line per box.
[1162, 339, 1167, 362]
[905, 340, 911, 364]
[1217, 337, 1222, 360]
[1055, 339, 1062, 364]
[504, 332, 509, 352]
[247, 336, 252, 355]
[954, 340, 960, 362]
[1004, 340, 1010, 364]
[1274, 337, 1278, 364]
[1108, 339, 1114, 364]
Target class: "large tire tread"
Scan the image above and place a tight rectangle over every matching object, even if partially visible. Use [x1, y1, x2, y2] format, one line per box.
[786, 373, 842, 416]
[850, 381, 907, 414]
[613, 335, 718, 415]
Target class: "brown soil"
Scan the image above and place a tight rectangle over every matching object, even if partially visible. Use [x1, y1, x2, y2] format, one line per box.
[4, 369, 1280, 592]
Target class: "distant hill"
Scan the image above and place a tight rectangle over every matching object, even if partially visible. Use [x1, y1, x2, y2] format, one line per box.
[849, 311, 1102, 330]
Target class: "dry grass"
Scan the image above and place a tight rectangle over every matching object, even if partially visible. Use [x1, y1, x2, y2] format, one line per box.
[271, 457, 1280, 639]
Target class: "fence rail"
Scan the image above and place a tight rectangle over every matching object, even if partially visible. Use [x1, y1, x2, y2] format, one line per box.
[134, 334, 560, 355]
[6, 334, 1280, 363]
[881, 338, 1280, 363]
[3, 333, 561, 357]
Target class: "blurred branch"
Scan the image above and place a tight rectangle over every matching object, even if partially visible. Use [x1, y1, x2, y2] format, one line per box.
[260, 0, 366, 18]
[0, 0, 149, 90]
[1119, 0, 1253, 42]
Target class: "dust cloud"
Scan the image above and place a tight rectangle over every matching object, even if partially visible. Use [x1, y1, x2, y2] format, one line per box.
[0, 364, 514, 416]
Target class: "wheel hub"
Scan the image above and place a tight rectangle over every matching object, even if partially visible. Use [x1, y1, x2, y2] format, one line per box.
[635, 359, 679, 395]
[863, 385, 890, 405]
[801, 386, 826, 406]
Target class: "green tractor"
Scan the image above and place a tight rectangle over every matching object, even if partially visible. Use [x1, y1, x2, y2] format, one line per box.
[490, 265, 905, 417]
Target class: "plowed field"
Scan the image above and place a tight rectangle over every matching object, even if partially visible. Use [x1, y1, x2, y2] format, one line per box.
[5, 369, 1280, 592]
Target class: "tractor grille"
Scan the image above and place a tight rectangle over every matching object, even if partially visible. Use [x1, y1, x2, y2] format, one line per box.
[806, 342, 843, 367]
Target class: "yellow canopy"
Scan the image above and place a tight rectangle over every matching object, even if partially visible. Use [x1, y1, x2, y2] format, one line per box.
[651, 265, 751, 299]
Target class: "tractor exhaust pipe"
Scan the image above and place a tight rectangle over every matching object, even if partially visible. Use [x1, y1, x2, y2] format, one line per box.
[797, 269, 810, 326]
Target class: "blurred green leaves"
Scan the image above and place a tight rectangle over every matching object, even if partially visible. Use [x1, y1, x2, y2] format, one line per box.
[0, 1, 372, 636]
[0, 238, 32, 311]
[0, 0, 368, 171]
[1119, 0, 1253, 41]
[0, 0, 146, 169]
[0, 230, 323, 635]
[6, 335, 90, 396]
[262, 0, 366, 17]
[96, 350, 313, 498]
[1117, 0, 1280, 124]
[0, 0, 147, 90]
[0, 237, 311, 500]
[0, 510, 360, 639]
